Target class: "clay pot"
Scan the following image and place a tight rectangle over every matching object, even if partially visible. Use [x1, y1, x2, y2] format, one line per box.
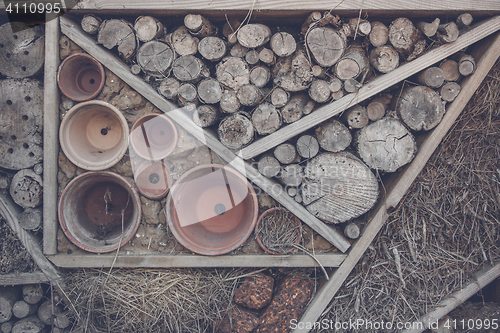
[60, 100, 129, 170]
[57, 53, 105, 101]
[58, 171, 141, 253]
[129, 114, 178, 161]
[133, 160, 173, 200]
[166, 164, 258, 256]
[255, 207, 302, 255]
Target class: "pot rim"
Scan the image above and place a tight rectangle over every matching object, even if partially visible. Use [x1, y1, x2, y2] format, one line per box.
[133, 159, 173, 200]
[255, 207, 302, 255]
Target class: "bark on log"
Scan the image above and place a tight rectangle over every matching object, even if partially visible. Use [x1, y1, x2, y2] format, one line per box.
[11, 316, 44, 333]
[0, 79, 44, 170]
[270, 32, 297, 57]
[220, 89, 240, 113]
[437, 22, 460, 43]
[335, 45, 369, 80]
[344, 221, 360, 239]
[18, 207, 42, 231]
[0, 22, 45, 78]
[216, 57, 250, 91]
[12, 301, 37, 319]
[10, 170, 42, 209]
[237, 24, 272, 48]
[184, 14, 217, 38]
[171, 26, 199, 56]
[97, 19, 137, 61]
[274, 143, 296, 165]
[258, 48, 275, 66]
[258, 155, 281, 178]
[388, 17, 425, 60]
[416, 18, 440, 37]
[230, 43, 248, 58]
[177, 83, 198, 105]
[367, 95, 391, 121]
[280, 164, 304, 187]
[193, 105, 219, 128]
[439, 59, 460, 82]
[281, 93, 308, 124]
[315, 119, 351, 152]
[197, 78, 222, 104]
[301, 11, 323, 36]
[273, 50, 313, 92]
[396, 85, 446, 131]
[369, 45, 400, 74]
[81, 15, 102, 35]
[306, 27, 345, 67]
[456, 13, 473, 28]
[134, 16, 164, 42]
[455, 52, 476, 76]
[250, 66, 271, 88]
[237, 84, 262, 107]
[158, 77, 180, 100]
[301, 152, 379, 223]
[198, 37, 226, 62]
[417, 67, 445, 88]
[218, 113, 254, 150]
[136, 40, 174, 76]
[172, 55, 206, 82]
[0, 287, 19, 323]
[356, 117, 417, 172]
[21, 285, 42, 305]
[343, 78, 362, 93]
[369, 21, 389, 47]
[130, 64, 141, 75]
[439, 81, 461, 102]
[308, 79, 331, 103]
[252, 103, 282, 135]
[234, 273, 274, 310]
[344, 104, 369, 129]
[270, 87, 289, 108]
[296, 135, 319, 159]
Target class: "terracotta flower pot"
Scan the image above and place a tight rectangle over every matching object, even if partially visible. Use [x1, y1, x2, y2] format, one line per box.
[58, 171, 141, 253]
[129, 113, 178, 161]
[255, 207, 302, 255]
[166, 164, 258, 256]
[60, 100, 129, 170]
[133, 159, 173, 200]
[57, 53, 105, 101]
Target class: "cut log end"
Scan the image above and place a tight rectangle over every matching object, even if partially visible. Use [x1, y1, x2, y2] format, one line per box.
[397, 85, 446, 131]
[345, 105, 369, 129]
[306, 27, 345, 67]
[296, 135, 319, 159]
[439, 82, 461, 102]
[316, 120, 351, 153]
[81, 14, 102, 35]
[218, 114, 254, 150]
[252, 103, 282, 136]
[258, 155, 281, 178]
[274, 143, 297, 165]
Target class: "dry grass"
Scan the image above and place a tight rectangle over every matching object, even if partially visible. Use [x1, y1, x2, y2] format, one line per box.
[319, 59, 500, 331]
[256, 208, 302, 254]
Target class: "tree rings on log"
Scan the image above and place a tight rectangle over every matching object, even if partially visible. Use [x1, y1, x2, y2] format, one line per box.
[81, 15, 102, 35]
[237, 24, 272, 48]
[193, 105, 219, 128]
[439, 59, 460, 82]
[245, 50, 260, 66]
[216, 57, 250, 91]
[356, 117, 417, 172]
[301, 152, 379, 223]
[274, 143, 296, 165]
[198, 37, 227, 62]
[18, 207, 43, 231]
[237, 84, 262, 106]
[197, 78, 222, 104]
[417, 66, 445, 88]
[270, 88, 289, 108]
[0, 79, 43, 170]
[369, 21, 389, 47]
[437, 22, 459, 43]
[315, 119, 351, 152]
[306, 27, 345, 67]
[0, 22, 44, 78]
[259, 48, 275, 65]
[273, 50, 313, 92]
[230, 43, 248, 58]
[270, 32, 297, 57]
[172, 55, 205, 82]
[171, 26, 199, 56]
[10, 169, 43, 209]
[258, 155, 281, 178]
[134, 16, 164, 42]
[252, 103, 282, 135]
[177, 83, 198, 104]
[97, 19, 137, 61]
[388, 17, 425, 60]
[158, 77, 180, 100]
[335, 46, 369, 80]
[367, 95, 391, 121]
[218, 113, 254, 150]
[369, 45, 400, 74]
[250, 66, 271, 88]
[136, 40, 173, 76]
[440, 82, 461, 102]
[396, 85, 446, 131]
[220, 89, 240, 113]
[308, 79, 331, 103]
[296, 135, 319, 159]
[455, 52, 476, 76]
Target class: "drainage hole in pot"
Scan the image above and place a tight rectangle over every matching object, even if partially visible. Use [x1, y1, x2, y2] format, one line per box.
[149, 173, 160, 184]
[90, 79, 95, 84]
[160, 130, 165, 136]
[101, 128, 108, 135]
[214, 203, 226, 216]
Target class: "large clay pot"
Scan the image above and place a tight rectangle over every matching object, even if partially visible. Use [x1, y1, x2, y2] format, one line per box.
[58, 171, 141, 253]
[129, 113, 178, 161]
[166, 164, 258, 256]
[133, 160, 173, 200]
[57, 53, 105, 101]
[60, 100, 129, 170]
[255, 207, 302, 255]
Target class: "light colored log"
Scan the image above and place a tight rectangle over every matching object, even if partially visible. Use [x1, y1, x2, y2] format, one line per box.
[273, 50, 313, 91]
[21, 285, 42, 305]
[11, 316, 44, 333]
[280, 164, 304, 187]
[171, 26, 199, 56]
[252, 103, 282, 135]
[456, 13, 474, 28]
[97, 19, 137, 61]
[250, 66, 271, 88]
[347, 17, 371, 37]
[308, 79, 331, 103]
[136, 40, 174, 75]
[296, 135, 319, 159]
[0, 272, 48, 286]
[417, 18, 440, 37]
[237, 84, 262, 106]
[12, 301, 37, 319]
[455, 52, 476, 76]
[184, 14, 217, 37]
[259, 48, 275, 65]
[130, 63, 141, 75]
[439, 59, 460, 81]
[81, 14, 102, 35]
[258, 155, 281, 178]
[270, 87, 289, 108]
[369, 21, 389, 47]
[270, 32, 296, 57]
[216, 56, 250, 90]
[134, 16, 163, 42]
[417, 66, 445, 88]
[301, 11, 322, 36]
[389, 17, 426, 59]
[343, 78, 361, 93]
[274, 143, 297, 165]
[281, 93, 308, 124]
[344, 104, 369, 128]
[220, 89, 240, 113]
[198, 36, 226, 62]
[439, 81, 461, 102]
[193, 105, 219, 128]
[245, 49, 260, 65]
[158, 77, 180, 100]
[177, 83, 198, 105]
[306, 27, 345, 67]
[344, 221, 360, 239]
[197, 78, 222, 104]
[172, 55, 206, 82]
[0, 287, 19, 323]
[230, 43, 248, 58]
[315, 119, 351, 152]
[437, 22, 460, 43]
[237, 24, 272, 48]
[367, 95, 391, 121]
[369, 45, 399, 74]
[18, 208, 42, 231]
[10, 170, 42, 209]
[397, 85, 446, 131]
[218, 113, 254, 149]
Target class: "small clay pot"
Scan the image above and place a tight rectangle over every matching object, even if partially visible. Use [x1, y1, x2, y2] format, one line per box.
[133, 160, 173, 200]
[129, 113, 178, 161]
[255, 207, 302, 255]
[57, 53, 105, 101]
[166, 164, 258, 256]
[60, 100, 129, 170]
[58, 171, 141, 253]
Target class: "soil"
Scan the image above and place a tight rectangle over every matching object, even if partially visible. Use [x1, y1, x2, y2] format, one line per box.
[0, 218, 37, 274]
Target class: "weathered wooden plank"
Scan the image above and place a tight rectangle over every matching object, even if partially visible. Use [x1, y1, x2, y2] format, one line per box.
[294, 31, 500, 333]
[0, 272, 49, 286]
[59, 16, 351, 253]
[240, 15, 500, 160]
[43, 15, 60, 256]
[402, 262, 500, 333]
[48, 253, 346, 268]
